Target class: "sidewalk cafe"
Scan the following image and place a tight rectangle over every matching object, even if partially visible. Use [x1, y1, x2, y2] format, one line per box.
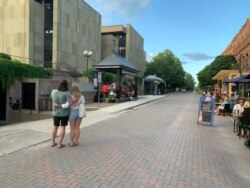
[224, 74, 250, 98]
[213, 70, 250, 98]
[93, 54, 140, 101]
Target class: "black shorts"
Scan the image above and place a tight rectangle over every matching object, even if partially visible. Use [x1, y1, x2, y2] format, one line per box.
[53, 116, 69, 126]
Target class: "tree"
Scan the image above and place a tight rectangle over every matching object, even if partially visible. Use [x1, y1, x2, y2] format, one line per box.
[184, 72, 196, 91]
[145, 50, 187, 89]
[197, 55, 237, 89]
[0, 52, 11, 60]
[102, 72, 115, 84]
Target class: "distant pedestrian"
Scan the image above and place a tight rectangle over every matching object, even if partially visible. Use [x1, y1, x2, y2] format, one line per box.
[199, 91, 206, 104]
[51, 80, 71, 149]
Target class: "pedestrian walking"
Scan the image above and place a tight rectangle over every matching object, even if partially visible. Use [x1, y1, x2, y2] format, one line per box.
[51, 80, 71, 149]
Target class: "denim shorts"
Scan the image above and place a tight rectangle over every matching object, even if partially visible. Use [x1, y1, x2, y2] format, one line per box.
[69, 109, 82, 122]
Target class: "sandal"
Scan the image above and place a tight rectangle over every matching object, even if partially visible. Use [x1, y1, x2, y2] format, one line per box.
[58, 144, 65, 149]
[51, 143, 58, 147]
[74, 143, 79, 146]
[68, 143, 75, 147]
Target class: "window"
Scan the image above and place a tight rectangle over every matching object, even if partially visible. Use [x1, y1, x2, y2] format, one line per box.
[44, 0, 53, 68]
[34, 0, 42, 4]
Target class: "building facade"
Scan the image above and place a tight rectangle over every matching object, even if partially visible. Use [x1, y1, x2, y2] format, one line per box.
[0, 0, 101, 76]
[223, 18, 250, 71]
[0, 0, 101, 125]
[0, 0, 147, 125]
[101, 25, 146, 95]
[101, 25, 146, 76]
[213, 18, 250, 96]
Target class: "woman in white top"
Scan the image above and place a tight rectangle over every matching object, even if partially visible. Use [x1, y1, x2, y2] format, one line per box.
[60, 86, 85, 146]
[233, 99, 244, 115]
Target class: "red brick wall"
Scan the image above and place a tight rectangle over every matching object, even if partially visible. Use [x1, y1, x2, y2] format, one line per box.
[223, 18, 250, 70]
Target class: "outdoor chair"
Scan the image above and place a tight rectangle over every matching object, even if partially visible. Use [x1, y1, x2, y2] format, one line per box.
[239, 108, 250, 139]
[219, 103, 232, 116]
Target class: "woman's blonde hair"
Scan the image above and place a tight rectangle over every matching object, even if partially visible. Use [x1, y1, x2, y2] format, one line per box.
[243, 100, 250, 108]
[71, 86, 81, 96]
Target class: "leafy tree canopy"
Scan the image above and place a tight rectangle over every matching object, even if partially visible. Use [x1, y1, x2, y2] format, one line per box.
[197, 55, 237, 89]
[145, 49, 195, 90]
[184, 72, 196, 91]
[0, 52, 11, 60]
[102, 72, 115, 84]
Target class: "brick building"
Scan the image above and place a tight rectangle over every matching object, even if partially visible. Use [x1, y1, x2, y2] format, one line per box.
[213, 17, 250, 96]
[223, 18, 250, 70]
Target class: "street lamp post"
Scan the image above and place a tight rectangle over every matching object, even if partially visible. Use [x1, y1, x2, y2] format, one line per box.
[83, 50, 93, 76]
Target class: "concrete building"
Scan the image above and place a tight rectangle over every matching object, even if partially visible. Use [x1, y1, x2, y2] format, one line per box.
[100, 25, 146, 96]
[213, 18, 250, 96]
[0, 0, 101, 125]
[0, 0, 101, 77]
[0, 1, 147, 125]
[101, 25, 146, 77]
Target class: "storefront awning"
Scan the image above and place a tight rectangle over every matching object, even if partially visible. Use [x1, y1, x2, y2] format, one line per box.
[144, 75, 166, 84]
[224, 74, 250, 83]
[93, 54, 140, 74]
[212, 70, 240, 80]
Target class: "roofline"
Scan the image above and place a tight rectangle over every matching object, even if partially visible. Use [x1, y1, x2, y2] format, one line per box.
[101, 25, 126, 34]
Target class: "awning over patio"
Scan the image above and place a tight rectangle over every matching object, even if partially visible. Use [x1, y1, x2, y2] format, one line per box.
[144, 75, 166, 84]
[93, 54, 140, 76]
[212, 70, 240, 80]
[224, 74, 250, 83]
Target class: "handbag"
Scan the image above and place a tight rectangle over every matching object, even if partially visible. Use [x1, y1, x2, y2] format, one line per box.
[79, 103, 86, 118]
[198, 111, 203, 122]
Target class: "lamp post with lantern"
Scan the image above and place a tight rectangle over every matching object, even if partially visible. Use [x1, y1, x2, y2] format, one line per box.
[83, 50, 93, 76]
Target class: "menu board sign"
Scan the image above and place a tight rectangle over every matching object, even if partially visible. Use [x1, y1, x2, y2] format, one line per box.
[198, 97, 215, 125]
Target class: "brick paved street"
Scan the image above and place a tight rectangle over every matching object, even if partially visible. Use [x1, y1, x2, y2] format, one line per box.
[0, 93, 250, 188]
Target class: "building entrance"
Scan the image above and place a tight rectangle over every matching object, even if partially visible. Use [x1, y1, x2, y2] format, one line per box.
[0, 82, 6, 121]
[22, 83, 35, 110]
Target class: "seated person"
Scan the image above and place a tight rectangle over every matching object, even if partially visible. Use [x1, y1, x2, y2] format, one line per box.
[244, 99, 250, 109]
[228, 96, 234, 110]
[239, 99, 250, 137]
[101, 84, 109, 97]
[242, 99, 250, 112]
[215, 95, 229, 115]
[233, 99, 244, 134]
[233, 98, 244, 115]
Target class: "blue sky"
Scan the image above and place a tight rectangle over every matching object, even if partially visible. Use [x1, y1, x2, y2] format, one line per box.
[84, 0, 249, 83]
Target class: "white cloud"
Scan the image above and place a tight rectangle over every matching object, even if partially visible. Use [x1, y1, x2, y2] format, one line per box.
[85, 0, 150, 24]
[182, 52, 215, 61]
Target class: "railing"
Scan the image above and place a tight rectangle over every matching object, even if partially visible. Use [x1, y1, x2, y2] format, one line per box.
[8, 54, 83, 77]
[9, 97, 52, 113]
[9, 97, 22, 111]
[39, 99, 52, 113]
[9, 97, 34, 113]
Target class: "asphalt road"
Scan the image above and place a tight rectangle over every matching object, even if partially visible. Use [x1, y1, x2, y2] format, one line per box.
[0, 93, 250, 188]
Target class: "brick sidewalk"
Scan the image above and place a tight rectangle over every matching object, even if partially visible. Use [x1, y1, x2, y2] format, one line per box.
[0, 93, 250, 187]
